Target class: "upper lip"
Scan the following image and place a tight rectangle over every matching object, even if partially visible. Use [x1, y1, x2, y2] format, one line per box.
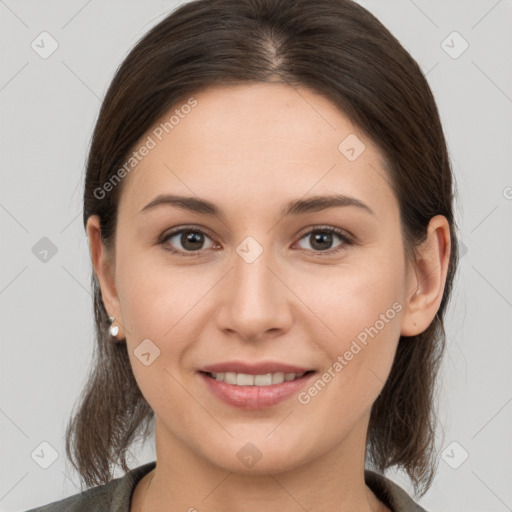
[201, 361, 314, 375]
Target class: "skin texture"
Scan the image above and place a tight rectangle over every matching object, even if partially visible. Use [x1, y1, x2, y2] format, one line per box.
[86, 83, 451, 512]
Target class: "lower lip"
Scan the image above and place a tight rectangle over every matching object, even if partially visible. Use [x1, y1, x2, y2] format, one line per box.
[199, 372, 315, 409]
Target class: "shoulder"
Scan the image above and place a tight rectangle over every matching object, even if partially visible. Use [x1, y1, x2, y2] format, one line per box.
[23, 461, 157, 512]
[23, 483, 113, 512]
[365, 469, 430, 512]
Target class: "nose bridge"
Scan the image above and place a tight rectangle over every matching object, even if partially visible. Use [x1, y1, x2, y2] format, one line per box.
[216, 233, 291, 339]
[232, 234, 277, 308]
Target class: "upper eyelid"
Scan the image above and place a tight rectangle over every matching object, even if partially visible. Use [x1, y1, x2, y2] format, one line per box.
[296, 225, 352, 239]
[161, 225, 217, 243]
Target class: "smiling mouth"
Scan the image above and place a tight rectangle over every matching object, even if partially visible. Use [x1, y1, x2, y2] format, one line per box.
[201, 370, 316, 387]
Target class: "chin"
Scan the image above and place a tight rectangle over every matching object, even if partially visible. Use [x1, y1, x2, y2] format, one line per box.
[202, 438, 311, 476]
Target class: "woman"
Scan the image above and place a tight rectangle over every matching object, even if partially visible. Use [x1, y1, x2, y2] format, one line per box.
[26, 0, 458, 510]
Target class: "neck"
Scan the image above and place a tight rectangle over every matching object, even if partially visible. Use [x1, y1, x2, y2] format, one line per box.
[136, 413, 387, 512]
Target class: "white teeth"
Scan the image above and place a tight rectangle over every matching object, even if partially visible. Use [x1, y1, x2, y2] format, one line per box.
[237, 373, 255, 386]
[224, 372, 236, 385]
[209, 371, 306, 386]
[271, 372, 285, 384]
[254, 374, 273, 386]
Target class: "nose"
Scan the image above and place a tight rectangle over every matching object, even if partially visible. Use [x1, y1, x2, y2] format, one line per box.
[215, 240, 293, 342]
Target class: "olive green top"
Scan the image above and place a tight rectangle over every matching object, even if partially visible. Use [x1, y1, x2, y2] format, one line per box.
[25, 461, 428, 512]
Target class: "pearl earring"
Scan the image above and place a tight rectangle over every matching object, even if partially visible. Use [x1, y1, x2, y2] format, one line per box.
[108, 316, 120, 338]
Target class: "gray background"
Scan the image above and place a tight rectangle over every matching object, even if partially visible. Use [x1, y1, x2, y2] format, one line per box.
[1, 0, 511, 510]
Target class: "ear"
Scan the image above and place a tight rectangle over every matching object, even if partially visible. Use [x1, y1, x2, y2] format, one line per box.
[86, 215, 125, 339]
[400, 215, 451, 337]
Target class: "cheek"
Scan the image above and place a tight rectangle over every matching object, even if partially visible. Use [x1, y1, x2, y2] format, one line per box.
[114, 255, 203, 414]
[115, 248, 200, 338]
[305, 264, 402, 343]
[299, 258, 404, 400]
[291, 272, 403, 460]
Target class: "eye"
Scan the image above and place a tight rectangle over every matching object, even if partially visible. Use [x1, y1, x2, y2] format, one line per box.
[160, 225, 353, 258]
[295, 227, 353, 255]
[161, 227, 216, 257]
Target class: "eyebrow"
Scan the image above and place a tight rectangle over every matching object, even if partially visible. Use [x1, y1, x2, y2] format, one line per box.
[139, 193, 375, 218]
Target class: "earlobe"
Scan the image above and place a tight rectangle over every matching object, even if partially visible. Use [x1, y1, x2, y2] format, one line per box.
[86, 215, 123, 331]
[400, 215, 451, 337]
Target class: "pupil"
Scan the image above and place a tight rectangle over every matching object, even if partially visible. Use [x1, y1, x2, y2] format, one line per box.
[312, 232, 332, 250]
[182, 232, 203, 251]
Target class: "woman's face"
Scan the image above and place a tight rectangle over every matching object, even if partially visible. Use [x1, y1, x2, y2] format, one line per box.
[93, 83, 418, 474]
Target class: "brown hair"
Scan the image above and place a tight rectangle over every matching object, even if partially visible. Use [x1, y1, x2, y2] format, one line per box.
[68, 0, 459, 497]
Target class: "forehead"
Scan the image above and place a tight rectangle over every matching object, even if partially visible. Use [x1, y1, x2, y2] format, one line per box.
[119, 83, 395, 220]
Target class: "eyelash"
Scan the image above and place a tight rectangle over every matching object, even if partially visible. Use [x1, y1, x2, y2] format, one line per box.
[159, 225, 354, 258]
